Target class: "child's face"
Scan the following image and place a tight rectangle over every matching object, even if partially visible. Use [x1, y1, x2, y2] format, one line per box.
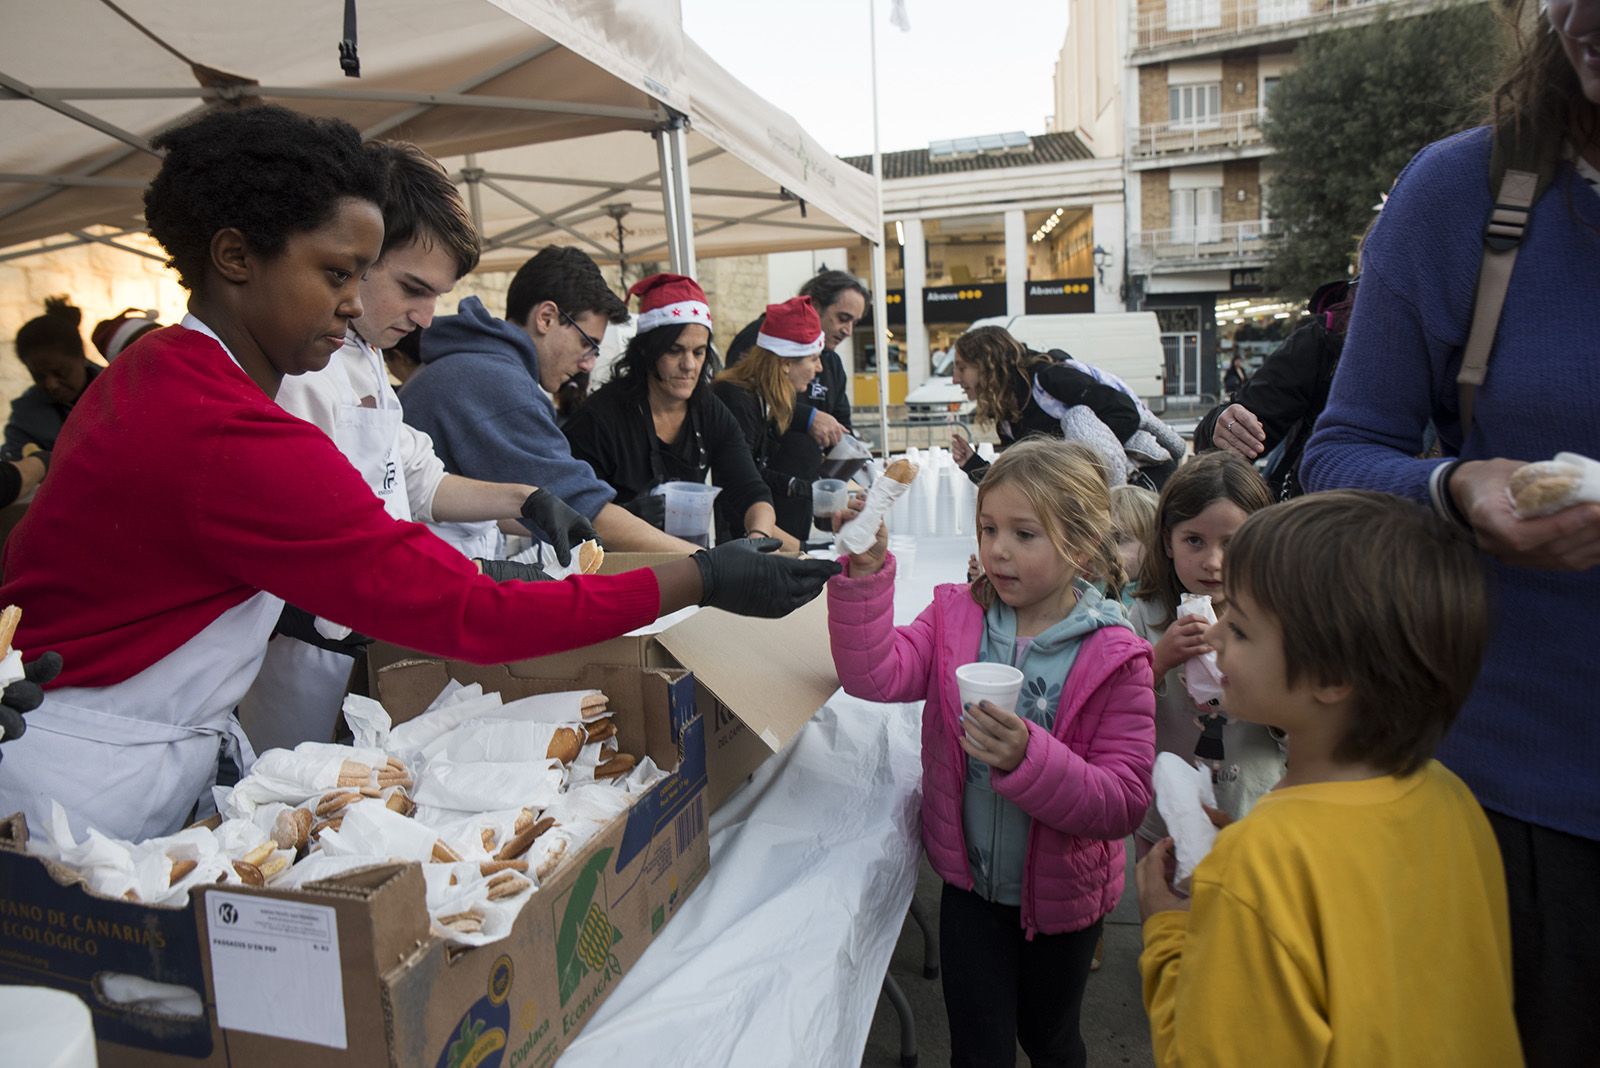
[978, 481, 1075, 619]
[242, 195, 383, 378]
[1165, 499, 1249, 603]
[1207, 588, 1299, 730]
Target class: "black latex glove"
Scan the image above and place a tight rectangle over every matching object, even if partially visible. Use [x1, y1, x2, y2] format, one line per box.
[519, 489, 597, 568]
[0, 651, 63, 758]
[476, 558, 554, 583]
[959, 453, 990, 486]
[691, 537, 841, 618]
[275, 603, 371, 658]
[618, 491, 667, 530]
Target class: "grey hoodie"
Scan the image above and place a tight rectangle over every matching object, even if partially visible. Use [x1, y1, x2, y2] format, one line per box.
[400, 296, 615, 522]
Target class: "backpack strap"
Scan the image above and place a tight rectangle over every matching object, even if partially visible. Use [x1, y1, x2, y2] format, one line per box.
[1457, 122, 1560, 438]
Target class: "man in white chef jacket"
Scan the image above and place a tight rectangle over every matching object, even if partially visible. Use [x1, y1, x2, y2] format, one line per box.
[236, 141, 597, 754]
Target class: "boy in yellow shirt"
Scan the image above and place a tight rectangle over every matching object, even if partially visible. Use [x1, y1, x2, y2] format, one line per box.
[1136, 490, 1522, 1066]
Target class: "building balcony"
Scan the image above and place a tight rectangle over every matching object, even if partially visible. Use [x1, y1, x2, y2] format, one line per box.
[1129, 109, 1267, 164]
[1129, 218, 1274, 272]
[1130, 0, 1450, 63]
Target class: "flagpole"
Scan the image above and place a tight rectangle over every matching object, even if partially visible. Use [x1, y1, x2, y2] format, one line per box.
[868, 0, 893, 461]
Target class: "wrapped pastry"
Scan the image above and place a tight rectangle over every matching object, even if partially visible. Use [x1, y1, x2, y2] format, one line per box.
[837, 458, 918, 554]
[1507, 452, 1600, 518]
[1152, 752, 1219, 892]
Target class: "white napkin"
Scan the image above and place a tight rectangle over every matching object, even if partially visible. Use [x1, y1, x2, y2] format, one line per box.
[1153, 752, 1219, 891]
[1177, 594, 1225, 706]
[837, 468, 914, 553]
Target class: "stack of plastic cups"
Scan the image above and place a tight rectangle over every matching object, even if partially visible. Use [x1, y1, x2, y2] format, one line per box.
[934, 466, 956, 536]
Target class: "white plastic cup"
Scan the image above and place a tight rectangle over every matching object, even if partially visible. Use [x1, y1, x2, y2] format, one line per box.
[812, 478, 849, 520]
[654, 481, 721, 548]
[888, 533, 917, 578]
[955, 662, 1025, 716]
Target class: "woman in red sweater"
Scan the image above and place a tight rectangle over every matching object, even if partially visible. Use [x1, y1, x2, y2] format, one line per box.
[0, 106, 836, 842]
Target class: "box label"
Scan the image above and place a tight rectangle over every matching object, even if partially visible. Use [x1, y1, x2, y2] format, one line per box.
[206, 892, 346, 1049]
[553, 848, 623, 1014]
[434, 954, 516, 1068]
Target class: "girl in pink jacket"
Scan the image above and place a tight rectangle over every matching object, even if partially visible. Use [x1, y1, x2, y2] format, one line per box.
[828, 439, 1155, 1068]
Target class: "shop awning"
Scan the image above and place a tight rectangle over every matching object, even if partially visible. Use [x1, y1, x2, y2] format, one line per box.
[0, 0, 876, 268]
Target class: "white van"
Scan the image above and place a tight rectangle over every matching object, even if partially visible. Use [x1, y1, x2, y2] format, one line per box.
[905, 312, 1166, 423]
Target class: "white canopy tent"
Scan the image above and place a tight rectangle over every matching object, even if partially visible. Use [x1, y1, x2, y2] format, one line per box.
[0, 0, 877, 274]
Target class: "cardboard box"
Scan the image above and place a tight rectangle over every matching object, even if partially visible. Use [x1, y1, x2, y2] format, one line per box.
[0, 662, 708, 1067]
[369, 552, 842, 811]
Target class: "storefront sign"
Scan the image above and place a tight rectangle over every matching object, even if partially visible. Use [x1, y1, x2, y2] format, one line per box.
[1230, 268, 1265, 293]
[922, 283, 1006, 322]
[859, 289, 907, 327]
[1023, 277, 1094, 315]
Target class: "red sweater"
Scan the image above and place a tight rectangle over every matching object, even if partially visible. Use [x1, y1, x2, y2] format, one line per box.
[0, 326, 660, 689]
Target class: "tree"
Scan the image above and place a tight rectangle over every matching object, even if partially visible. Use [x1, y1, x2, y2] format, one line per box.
[1263, 2, 1502, 301]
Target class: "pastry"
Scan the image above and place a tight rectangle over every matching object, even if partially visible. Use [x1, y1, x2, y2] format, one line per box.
[546, 726, 583, 764]
[578, 539, 605, 575]
[496, 817, 556, 860]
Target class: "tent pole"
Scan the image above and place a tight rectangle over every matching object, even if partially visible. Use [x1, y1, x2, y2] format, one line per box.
[655, 125, 683, 275]
[868, 0, 892, 459]
[463, 154, 484, 236]
[667, 121, 695, 275]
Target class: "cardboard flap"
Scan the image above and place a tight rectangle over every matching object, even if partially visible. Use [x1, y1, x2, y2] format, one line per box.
[654, 595, 839, 754]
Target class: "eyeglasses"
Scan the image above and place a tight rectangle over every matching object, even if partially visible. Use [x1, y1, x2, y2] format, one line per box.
[559, 309, 603, 355]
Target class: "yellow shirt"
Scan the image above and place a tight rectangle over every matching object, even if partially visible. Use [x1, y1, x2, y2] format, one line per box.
[1140, 760, 1521, 1067]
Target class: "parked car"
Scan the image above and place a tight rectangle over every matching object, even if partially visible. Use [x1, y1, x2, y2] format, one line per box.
[904, 312, 1166, 424]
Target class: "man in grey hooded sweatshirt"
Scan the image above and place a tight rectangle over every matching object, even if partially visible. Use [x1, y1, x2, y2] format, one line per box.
[402, 246, 698, 555]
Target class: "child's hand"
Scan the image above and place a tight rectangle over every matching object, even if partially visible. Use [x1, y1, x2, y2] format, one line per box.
[966, 553, 981, 583]
[959, 700, 1030, 772]
[1202, 804, 1234, 830]
[1152, 615, 1211, 677]
[848, 521, 889, 577]
[951, 433, 974, 466]
[1136, 838, 1192, 920]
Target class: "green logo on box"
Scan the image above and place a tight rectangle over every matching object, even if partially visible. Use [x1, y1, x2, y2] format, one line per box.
[555, 847, 623, 1007]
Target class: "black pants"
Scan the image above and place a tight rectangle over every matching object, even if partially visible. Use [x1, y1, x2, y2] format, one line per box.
[939, 883, 1101, 1068]
[1486, 809, 1600, 1068]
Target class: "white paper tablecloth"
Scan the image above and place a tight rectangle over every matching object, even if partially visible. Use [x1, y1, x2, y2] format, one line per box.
[559, 537, 976, 1067]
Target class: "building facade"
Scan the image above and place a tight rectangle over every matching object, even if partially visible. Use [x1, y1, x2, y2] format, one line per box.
[1122, 0, 1448, 399]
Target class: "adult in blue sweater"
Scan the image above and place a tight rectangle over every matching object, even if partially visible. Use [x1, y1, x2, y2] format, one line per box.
[1302, 1, 1600, 1060]
[401, 246, 700, 557]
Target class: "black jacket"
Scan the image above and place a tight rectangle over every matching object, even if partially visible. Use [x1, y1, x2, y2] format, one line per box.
[563, 381, 772, 541]
[1193, 318, 1343, 499]
[999, 361, 1141, 446]
[710, 381, 817, 541]
[2, 364, 101, 460]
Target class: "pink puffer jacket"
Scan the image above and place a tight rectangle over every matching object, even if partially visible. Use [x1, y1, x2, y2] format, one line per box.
[828, 554, 1156, 936]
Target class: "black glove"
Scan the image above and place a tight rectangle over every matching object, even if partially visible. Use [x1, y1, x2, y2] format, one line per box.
[519, 489, 598, 568]
[691, 537, 841, 619]
[0, 651, 63, 758]
[476, 558, 554, 583]
[275, 603, 371, 658]
[618, 492, 666, 530]
[959, 453, 990, 486]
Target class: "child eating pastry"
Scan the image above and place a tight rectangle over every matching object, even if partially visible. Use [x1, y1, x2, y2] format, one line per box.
[1136, 490, 1520, 1065]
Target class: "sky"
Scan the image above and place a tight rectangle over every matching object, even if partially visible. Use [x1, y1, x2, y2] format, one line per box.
[680, 0, 1071, 158]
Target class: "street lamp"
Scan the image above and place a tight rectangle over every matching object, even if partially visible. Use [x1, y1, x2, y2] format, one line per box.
[1093, 244, 1113, 287]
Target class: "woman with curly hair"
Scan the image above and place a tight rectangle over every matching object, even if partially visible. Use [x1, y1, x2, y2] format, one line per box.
[0, 105, 837, 841]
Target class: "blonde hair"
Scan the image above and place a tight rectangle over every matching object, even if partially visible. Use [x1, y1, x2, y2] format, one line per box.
[970, 439, 1126, 609]
[1110, 485, 1158, 552]
[712, 345, 794, 432]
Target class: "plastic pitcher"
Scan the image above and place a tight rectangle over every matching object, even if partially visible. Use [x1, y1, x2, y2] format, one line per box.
[653, 481, 721, 548]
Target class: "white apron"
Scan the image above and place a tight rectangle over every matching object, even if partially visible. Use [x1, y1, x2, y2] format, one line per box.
[237, 340, 410, 755]
[0, 592, 283, 842]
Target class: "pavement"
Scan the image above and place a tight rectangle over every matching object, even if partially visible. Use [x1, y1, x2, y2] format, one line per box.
[862, 843, 1154, 1068]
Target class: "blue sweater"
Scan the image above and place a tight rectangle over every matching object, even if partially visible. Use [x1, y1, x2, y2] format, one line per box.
[1302, 127, 1600, 839]
[401, 297, 616, 520]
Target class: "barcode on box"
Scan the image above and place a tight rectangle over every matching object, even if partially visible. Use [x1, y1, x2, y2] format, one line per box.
[673, 795, 704, 856]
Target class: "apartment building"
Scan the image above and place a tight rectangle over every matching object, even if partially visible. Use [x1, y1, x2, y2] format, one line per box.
[1123, 0, 1445, 399]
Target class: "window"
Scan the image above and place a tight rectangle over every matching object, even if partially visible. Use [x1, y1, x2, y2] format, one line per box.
[1168, 83, 1222, 128]
[1166, 0, 1222, 30]
[1171, 188, 1223, 243]
[1258, 0, 1310, 24]
[1261, 77, 1281, 111]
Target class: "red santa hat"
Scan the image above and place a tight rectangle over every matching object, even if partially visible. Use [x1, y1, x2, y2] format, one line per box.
[628, 273, 712, 334]
[756, 296, 824, 359]
[91, 308, 161, 361]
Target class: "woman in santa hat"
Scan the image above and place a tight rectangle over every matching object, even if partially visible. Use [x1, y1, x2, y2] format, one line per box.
[563, 274, 792, 549]
[711, 296, 829, 542]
